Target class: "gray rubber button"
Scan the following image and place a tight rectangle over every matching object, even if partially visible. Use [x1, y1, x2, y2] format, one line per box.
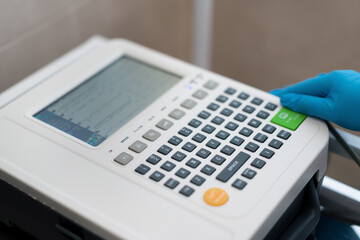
[114, 152, 134, 165]
[203, 80, 219, 90]
[168, 109, 186, 120]
[192, 89, 208, 99]
[181, 99, 197, 109]
[156, 119, 174, 130]
[128, 140, 148, 153]
[142, 129, 161, 141]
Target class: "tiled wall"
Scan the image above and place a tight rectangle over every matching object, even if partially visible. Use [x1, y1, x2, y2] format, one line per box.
[0, 0, 192, 92]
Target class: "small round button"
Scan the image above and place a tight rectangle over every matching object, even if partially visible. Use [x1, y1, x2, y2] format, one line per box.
[203, 188, 229, 206]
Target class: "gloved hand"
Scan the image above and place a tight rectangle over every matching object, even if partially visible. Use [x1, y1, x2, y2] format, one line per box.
[271, 70, 360, 131]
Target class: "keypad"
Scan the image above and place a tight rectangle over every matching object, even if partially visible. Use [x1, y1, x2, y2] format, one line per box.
[130, 79, 290, 202]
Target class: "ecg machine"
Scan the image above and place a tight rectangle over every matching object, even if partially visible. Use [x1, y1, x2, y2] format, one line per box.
[0, 38, 329, 239]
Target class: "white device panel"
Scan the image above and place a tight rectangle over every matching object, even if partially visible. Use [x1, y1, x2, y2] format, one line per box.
[0, 39, 328, 239]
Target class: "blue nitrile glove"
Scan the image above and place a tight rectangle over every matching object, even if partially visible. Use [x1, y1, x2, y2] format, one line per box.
[271, 70, 360, 131]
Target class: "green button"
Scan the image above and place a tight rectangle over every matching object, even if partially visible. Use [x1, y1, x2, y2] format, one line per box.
[270, 108, 306, 131]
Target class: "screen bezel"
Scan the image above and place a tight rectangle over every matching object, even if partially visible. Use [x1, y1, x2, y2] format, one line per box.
[25, 46, 189, 149]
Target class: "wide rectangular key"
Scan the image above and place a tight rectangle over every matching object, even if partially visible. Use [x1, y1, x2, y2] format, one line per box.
[216, 152, 250, 183]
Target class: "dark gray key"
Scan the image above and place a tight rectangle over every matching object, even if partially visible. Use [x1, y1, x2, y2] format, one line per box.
[202, 124, 216, 134]
[206, 139, 221, 149]
[182, 142, 197, 152]
[243, 105, 255, 114]
[234, 113, 247, 122]
[211, 116, 225, 125]
[262, 124, 276, 134]
[164, 178, 179, 189]
[256, 110, 270, 119]
[220, 145, 235, 155]
[260, 148, 275, 159]
[175, 168, 191, 179]
[239, 127, 253, 137]
[188, 119, 202, 128]
[168, 136, 183, 146]
[161, 161, 176, 171]
[220, 108, 233, 117]
[149, 171, 165, 182]
[216, 95, 228, 103]
[196, 148, 211, 159]
[216, 151, 250, 182]
[251, 158, 266, 169]
[245, 142, 259, 152]
[135, 164, 150, 175]
[251, 97, 263, 106]
[198, 110, 211, 119]
[277, 130, 291, 140]
[232, 179, 247, 190]
[211, 155, 226, 165]
[238, 92, 249, 100]
[265, 102, 278, 111]
[242, 168, 257, 179]
[146, 154, 162, 165]
[190, 175, 206, 186]
[207, 103, 220, 111]
[216, 130, 230, 140]
[225, 121, 239, 131]
[179, 186, 195, 197]
[254, 133, 268, 143]
[269, 139, 283, 149]
[178, 127, 192, 137]
[230, 136, 244, 146]
[201, 164, 216, 175]
[229, 100, 241, 108]
[225, 87, 236, 95]
[248, 119, 261, 128]
[157, 145, 172, 155]
[186, 158, 201, 168]
[171, 151, 187, 162]
[192, 133, 206, 143]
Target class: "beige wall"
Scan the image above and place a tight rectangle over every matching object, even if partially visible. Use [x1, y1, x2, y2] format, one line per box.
[0, 0, 192, 93]
[212, 1, 360, 189]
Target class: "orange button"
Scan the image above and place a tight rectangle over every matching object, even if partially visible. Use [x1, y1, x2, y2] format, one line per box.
[203, 188, 229, 206]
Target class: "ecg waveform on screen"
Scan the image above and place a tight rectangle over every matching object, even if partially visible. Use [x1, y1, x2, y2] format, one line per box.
[40, 57, 180, 140]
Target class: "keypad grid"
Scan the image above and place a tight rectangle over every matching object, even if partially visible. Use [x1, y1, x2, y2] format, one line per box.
[115, 79, 292, 204]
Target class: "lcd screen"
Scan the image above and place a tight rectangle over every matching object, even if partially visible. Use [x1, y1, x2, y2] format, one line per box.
[34, 56, 181, 146]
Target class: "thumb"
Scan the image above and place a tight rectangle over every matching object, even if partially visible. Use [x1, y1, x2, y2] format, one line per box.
[280, 93, 333, 121]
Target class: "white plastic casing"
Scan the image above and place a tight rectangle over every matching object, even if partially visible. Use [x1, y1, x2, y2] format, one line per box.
[0, 39, 328, 239]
